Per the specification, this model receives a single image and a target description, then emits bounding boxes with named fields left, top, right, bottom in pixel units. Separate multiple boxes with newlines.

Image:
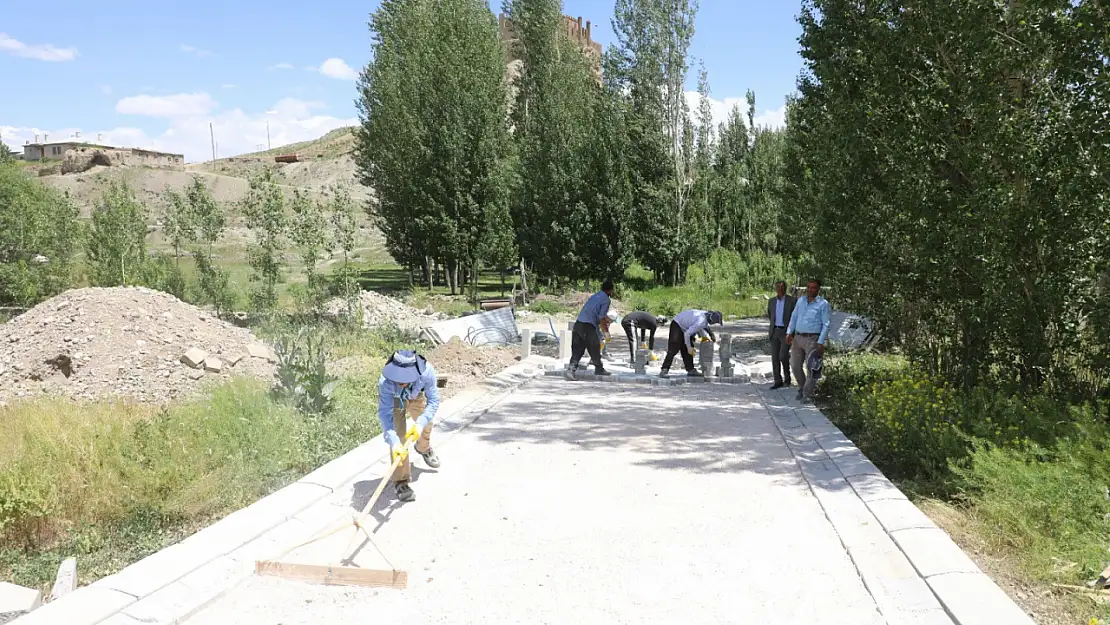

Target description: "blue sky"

left=0, top=0, right=803, bottom=163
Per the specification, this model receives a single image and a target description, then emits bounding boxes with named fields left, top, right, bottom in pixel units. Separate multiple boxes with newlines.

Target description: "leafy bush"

left=270, top=324, right=340, bottom=416
left=529, top=300, right=566, bottom=315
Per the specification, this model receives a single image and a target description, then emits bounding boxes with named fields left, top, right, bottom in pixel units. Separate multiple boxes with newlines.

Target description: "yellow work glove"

left=688, top=346, right=696, bottom=356
left=391, top=443, right=407, bottom=464
left=405, top=420, right=420, bottom=443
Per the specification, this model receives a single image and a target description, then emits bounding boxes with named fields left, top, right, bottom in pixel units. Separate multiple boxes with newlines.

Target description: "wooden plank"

left=255, top=561, right=408, bottom=589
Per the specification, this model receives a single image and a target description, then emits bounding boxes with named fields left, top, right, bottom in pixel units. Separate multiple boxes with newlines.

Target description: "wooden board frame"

left=255, top=560, right=408, bottom=589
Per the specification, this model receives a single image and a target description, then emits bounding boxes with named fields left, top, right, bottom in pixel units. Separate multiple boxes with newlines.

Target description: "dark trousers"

left=660, top=321, right=695, bottom=372
left=621, top=320, right=656, bottom=361
left=570, top=321, right=604, bottom=372
left=770, top=326, right=791, bottom=385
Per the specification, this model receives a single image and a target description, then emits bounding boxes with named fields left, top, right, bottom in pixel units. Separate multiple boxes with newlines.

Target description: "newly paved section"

left=188, top=379, right=901, bottom=625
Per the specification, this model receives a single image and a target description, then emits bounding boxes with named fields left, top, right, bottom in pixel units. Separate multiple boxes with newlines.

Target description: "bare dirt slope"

left=35, top=128, right=367, bottom=218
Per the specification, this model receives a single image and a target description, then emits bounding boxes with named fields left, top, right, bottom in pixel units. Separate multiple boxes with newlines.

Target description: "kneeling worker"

left=620, top=311, right=667, bottom=361
left=660, top=309, right=724, bottom=377
left=378, top=349, right=441, bottom=503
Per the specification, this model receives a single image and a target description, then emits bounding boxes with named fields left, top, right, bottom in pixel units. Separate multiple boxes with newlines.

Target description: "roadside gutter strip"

left=758, top=389, right=1038, bottom=625
left=13, top=358, right=550, bottom=625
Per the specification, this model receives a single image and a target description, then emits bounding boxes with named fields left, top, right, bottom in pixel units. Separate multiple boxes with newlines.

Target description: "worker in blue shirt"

left=785, top=278, right=831, bottom=403
left=377, top=349, right=441, bottom=503
left=566, top=278, right=614, bottom=380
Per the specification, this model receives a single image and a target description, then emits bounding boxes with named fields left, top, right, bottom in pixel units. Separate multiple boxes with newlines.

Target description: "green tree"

left=326, top=183, right=360, bottom=318
left=0, top=163, right=83, bottom=306
left=356, top=0, right=514, bottom=301
left=786, top=0, right=1110, bottom=396
left=607, top=0, right=700, bottom=284
left=87, top=180, right=150, bottom=287
left=240, top=170, right=288, bottom=313
left=290, top=188, right=330, bottom=315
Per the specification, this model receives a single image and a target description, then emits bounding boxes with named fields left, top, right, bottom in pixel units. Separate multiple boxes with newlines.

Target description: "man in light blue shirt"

left=786, top=279, right=831, bottom=403
left=378, top=349, right=441, bottom=502
left=567, top=279, right=614, bottom=379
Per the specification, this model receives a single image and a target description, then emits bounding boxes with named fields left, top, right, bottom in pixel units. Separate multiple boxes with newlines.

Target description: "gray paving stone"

left=92, top=542, right=214, bottom=598
left=772, top=413, right=805, bottom=430
left=296, top=441, right=375, bottom=491
left=10, top=586, right=134, bottom=625
left=926, top=572, right=1037, bottom=625
left=796, top=457, right=845, bottom=489
left=815, top=431, right=858, bottom=457
left=121, top=581, right=195, bottom=624
left=95, top=614, right=144, bottom=625
left=847, top=541, right=949, bottom=616
left=809, top=482, right=886, bottom=551
left=891, top=528, right=982, bottom=578
left=867, top=499, right=936, bottom=533
left=833, top=452, right=883, bottom=478
left=848, top=472, right=909, bottom=502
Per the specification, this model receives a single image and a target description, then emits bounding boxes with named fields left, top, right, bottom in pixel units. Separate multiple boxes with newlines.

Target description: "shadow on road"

left=464, top=378, right=840, bottom=490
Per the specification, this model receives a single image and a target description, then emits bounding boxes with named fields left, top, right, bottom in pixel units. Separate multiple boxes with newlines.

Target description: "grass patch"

left=817, top=353, right=1110, bottom=623
left=0, top=322, right=408, bottom=593
left=617, top=284, right=768, bottom=319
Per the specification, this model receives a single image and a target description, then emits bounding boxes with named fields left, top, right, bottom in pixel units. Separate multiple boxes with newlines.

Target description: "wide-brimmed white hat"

left=383, top=349, right=425, bottom=384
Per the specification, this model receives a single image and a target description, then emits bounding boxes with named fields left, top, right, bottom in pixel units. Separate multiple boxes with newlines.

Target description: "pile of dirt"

left=0, top=287, right=277, bottom=406
left=324, top=291, right=444, bottom=334
left=426, top=340, right=520, bottom=398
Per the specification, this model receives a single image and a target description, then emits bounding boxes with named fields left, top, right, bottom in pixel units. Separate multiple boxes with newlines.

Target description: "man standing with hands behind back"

left=767, top=280, right=796, bottom=389
left=786, top=279, right=831, bottom=403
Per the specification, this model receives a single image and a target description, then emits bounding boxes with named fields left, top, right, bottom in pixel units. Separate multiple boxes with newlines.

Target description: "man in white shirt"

left=659, top=309, right=723, bottom=377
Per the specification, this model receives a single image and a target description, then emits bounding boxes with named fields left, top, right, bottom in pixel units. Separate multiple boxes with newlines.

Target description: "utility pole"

left=266, top=121, right=271, bottom=150
left=209, top=122, right=216, bottom=170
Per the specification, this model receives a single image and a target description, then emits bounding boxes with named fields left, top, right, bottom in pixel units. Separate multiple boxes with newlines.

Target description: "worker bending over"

left=567, top=279, right=615, bottom=379
left=620, top=311, right=666, bottom=361
left=378, top=349, right=441, bottom=503
left=660, top=309, right=724, bottom=377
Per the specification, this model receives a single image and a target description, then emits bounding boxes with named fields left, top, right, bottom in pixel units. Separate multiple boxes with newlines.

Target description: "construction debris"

left=0, top=582, right=42, bottom=623
left=323, top=291, right=443, bottom=334
left=49, top=558, right=76, bottom=602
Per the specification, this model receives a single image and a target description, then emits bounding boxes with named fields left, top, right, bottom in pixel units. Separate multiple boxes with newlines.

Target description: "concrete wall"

left=23, top=143, right=183, bottom=169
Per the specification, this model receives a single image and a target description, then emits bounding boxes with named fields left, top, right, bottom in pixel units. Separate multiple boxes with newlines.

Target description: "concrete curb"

left=757, top=387, right=1037, bottom=625
left=13, top=359, right=548, bottom=625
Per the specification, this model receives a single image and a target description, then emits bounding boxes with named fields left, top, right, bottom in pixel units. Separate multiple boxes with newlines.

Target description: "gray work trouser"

left=769, top=327, right=790, bottom=385
left=790, top=334, right=819, bottom=399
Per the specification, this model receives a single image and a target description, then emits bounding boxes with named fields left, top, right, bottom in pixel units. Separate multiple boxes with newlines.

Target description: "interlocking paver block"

left=891, top=528, right=982, bottom=578
left=926, top=572, right=1036, bottom=625
left=796, top=457, right=845, bottom=489
left=867, top=499, right=936, bottom=533
left=10, top=586, right=134, bottom=625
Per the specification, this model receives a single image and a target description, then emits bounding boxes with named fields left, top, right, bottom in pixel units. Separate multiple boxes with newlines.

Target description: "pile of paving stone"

left=0, top=286, right=277, bottom=405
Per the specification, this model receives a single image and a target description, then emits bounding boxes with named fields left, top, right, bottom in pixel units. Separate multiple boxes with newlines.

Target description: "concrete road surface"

left=186, top=379, right=904, bottom=625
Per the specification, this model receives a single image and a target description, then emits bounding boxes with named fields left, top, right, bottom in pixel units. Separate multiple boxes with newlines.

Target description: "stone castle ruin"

left=498, top=12, right=604, bottom=83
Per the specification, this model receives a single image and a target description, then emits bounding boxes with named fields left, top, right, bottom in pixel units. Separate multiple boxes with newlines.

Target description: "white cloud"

left=271, top=62, right=295, bottom=70
left=116, top=92, right=219, bottom=118
left=0, top=32, right=78, bottom=61
left=2, top=98, right=353, bottom=163
left=180, top=44, right=215, bottom=58
left=317, top=57, right=358, bottom=80
left=683, top=91, right=787, bottom=132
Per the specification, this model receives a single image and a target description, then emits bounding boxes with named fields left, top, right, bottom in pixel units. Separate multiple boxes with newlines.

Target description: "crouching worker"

left=660, top=309, right=723, bottom=377
left=378, top=349, right=441, bottom=503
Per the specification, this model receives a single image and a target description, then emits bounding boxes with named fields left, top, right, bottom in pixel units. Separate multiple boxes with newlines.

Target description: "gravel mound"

left=324, top=290, right=443, bottom=334
left=0, top=287, right=277, bottom=406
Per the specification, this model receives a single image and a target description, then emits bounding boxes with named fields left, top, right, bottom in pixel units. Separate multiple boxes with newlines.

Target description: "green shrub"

left=956, top=419, right=1110, bottom=583
left=529, top=300, right=566, bottom=315
left=269, top=324, right=340, bottom=416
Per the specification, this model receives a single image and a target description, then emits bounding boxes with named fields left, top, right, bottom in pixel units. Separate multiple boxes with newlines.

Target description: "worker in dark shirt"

left=620, top=311, right=667, bottom=361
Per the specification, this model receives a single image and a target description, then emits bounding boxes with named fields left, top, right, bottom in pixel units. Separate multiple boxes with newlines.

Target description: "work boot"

left=687, top=370, right=704, bottom=377
left=595, top=368, right=612, bottom=376
left=565, top=363, right=578, bottom=381
left=417, top=446, right=440, bottom=469
left=659, top=368, right=669, bottom=378
left=395, top=482, right=415, bottom=502
left=795, top=390, right=804, bottom=401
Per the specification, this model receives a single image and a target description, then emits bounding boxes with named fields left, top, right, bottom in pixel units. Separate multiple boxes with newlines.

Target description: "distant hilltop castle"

left=498, top=13, right=604, bottom=81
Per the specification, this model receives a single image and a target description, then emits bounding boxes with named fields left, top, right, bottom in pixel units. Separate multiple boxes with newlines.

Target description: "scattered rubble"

left=323, top=290, right=445, bottom=334
left=426, top=339, right=519, bottom=399
left=0, top=287, right=276, bottom=406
